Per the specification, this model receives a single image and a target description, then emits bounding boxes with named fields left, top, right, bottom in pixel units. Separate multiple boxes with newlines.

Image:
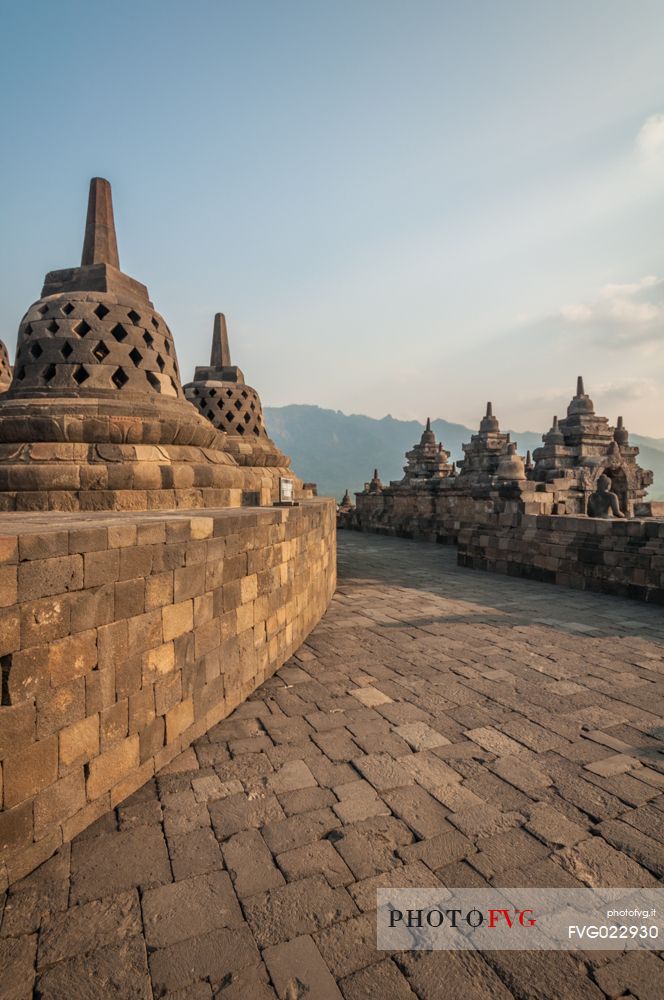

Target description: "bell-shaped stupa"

left=0, top=178, right=262, bottom=511
left=183, top=313, right=291, bottom=471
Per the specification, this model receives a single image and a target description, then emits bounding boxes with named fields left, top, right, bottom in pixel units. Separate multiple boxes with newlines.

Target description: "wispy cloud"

left=558, top=275, right=664, bottom=347
left=636, top=113, right=664, bottom=160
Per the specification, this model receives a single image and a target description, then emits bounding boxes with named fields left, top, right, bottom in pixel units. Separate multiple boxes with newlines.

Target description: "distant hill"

left=264, top=404, right=664, bottom=502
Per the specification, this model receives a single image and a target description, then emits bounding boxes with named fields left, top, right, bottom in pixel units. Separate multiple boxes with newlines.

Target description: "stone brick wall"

left=458, top=513, right=664, bottom=604
left=350, top=488, right=510, bottom=544
left=0, top=499, right=335, bottom=887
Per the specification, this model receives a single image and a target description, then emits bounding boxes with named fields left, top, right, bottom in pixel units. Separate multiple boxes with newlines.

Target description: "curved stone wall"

left=457, top=512, right=664, bottom=603
left=0, top=499, right=336, bottom=887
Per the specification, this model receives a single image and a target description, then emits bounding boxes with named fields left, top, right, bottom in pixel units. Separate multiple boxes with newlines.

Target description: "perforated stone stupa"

left=531, top=377, right=652, bottom=515
left=0, top=340, right=11, bottom=392
left=0, top=178, right=288, bottom=511
left=183, top=313, right=291, bottom=472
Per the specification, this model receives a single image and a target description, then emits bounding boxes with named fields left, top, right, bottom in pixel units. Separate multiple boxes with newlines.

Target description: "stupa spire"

left=211, top=312, right=231, bottom=368
left=486, top=402, right=493, bottom=417
left=425, top=416, right=431, bottom=431
left=81, top=178, right=120, bottom=269
left=576, top=375, right=585, bottom=397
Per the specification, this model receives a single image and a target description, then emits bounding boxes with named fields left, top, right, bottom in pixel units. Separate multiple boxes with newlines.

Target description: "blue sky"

left=2, top=0, right=664, bottom=435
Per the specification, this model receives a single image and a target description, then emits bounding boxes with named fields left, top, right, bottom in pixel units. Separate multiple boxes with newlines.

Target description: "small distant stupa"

left=183, top=313, right=290, bottom=470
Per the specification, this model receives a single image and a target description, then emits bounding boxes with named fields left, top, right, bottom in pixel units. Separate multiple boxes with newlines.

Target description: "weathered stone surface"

left=36, top=938, right=151, bottom=1000
left=524, top=802, right=591, bottom=848
left=148, top=926, right=260, bottom=995
left=70, top=827, right=171, bottom=903
left=482, top=950, right=605, bottom=1000
left=5, top=532, right=664, bottom=997
left=37, top=890, right=141, bottom=967
left=314, top=912, right=378, bottom=979
left=555, top=838, right=659, bottom=887
left=592, top=952, right=664, bottom=1000
left=331, top=815, right=414, bottom=879
left=398, top=829, right=476, bottom=871
left=243, top=875, right=357, bottom=947
left=209, top=790, right=284, bottom=841
left=448, top=804, right=524, bottom=839
left=261, top=807, right=340, bottom=855
left=276, top=839, right=354, bottom=886
left=263, top=934, right=343, bottom=1000
left=381, top=786, right=452, bottom=839
left=339, top=958, right=417, bottom=1000
left=0, top=934, right=37, bottom=1000
left=394, top=722, right=450, bottom=751
left=142, top=871, right=242, bottom=948
left=165, top=827, right=223, bottom=880
left=348, top=860, right=441, bottom=912
left=222, top=829, right=285, bottom=897
left=351, top=752, right=414, bottom=791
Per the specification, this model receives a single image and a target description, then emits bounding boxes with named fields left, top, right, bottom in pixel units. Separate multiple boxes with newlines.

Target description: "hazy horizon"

left=2, top=1, right=664, bottom=434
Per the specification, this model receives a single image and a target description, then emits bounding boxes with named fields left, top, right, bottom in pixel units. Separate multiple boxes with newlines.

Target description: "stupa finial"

left=576, top=375, right=585, bottom=397
left=486, top=401, right=493, bottom=417
left=211, top=313, right=231, bottom=368
left=81, top=178, right=120, bottom=269
left=425, top=416, right=431, bottom=431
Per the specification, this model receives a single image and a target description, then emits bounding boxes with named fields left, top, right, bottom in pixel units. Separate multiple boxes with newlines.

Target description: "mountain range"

left=264, top=404, right=664, bottom=502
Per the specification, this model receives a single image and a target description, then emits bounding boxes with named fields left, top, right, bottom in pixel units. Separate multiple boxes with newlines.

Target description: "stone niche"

left=0, top=179, right=336, bottom=887
left=531, top=378, right=652, bottom=516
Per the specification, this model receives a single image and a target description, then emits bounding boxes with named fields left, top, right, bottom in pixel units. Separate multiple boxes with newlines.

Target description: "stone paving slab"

left=2, top=533, right=664, bottom=998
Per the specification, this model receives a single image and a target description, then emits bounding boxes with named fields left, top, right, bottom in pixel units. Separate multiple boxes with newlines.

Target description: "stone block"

left=34, top=771, right=86, bottom=839
left=86, top=734, right=139, bottom=801
left=18, top=554, right=83, bottom=601
left=142, top=870, right=243, bottom=949
left=243, top=874, right=356, bottom=948
left=0, top=564, right=17, bottom=607
left=162, top=600, right=193, bottom=642
left=263, top=935, right=343, bottom=1000
left=48, top=629, right=97, bottom=686
left=70, top=825, right=171, bottom=904
left=4, top=735, right=58, bottom=808
left=100, top=699, right=129, bottom=748
left=166, top=698, right=194, bottom=744
left=59, top=714, right=101, bottom=772
left=145, top=571, right=173, bottom=610
left=222, top=828, right=285, bottom=898
left=19, top=593, right=71, bottom=649
left=0, top=700, right=36, bottom=759
left=148, top=926, right=260, bottom=996
left=0, top=800, right=33, bottom=855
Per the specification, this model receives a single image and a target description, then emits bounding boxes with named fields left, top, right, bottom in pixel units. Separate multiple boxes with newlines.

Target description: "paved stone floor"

left=2, top=532, right=664, bottom=1000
